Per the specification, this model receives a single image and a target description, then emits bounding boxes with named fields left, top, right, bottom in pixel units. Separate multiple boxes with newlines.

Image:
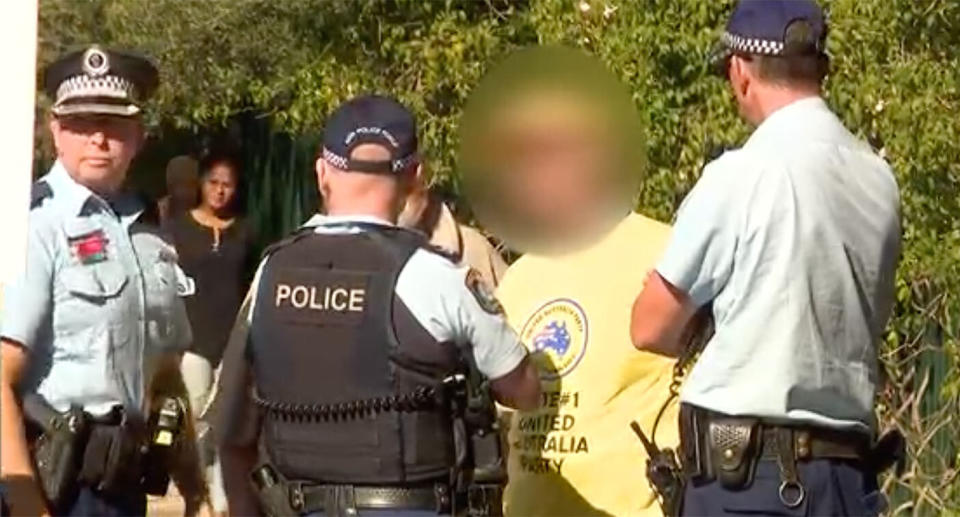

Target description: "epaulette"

left=423, top=242, right=460, bottom=264
left=30, top=181, right=53, bottom=209
left=260, top=226, right=316, bottom=260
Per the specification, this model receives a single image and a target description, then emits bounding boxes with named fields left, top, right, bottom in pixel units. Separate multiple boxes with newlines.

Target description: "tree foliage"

left=38, top=0, right=959, bottom=513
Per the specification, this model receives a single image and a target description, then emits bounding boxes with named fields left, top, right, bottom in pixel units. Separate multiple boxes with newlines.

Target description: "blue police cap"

left=44, top=45, right=159, bottom=117
left=322, top=95, right=419, bottom=175
left=712, top=0, right=827, bottom=71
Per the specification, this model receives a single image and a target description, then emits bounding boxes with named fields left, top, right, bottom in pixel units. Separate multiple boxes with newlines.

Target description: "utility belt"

left=679, top=403, right=905, bottom=508
left=22, top=393, right=185, bottom=512
left=251, top=463, right=502, bottom=517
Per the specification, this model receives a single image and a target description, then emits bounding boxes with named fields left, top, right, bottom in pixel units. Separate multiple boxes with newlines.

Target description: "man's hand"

left=1, top=340, right=50, bottom=517
left=630, top=271, right=698, bottom=357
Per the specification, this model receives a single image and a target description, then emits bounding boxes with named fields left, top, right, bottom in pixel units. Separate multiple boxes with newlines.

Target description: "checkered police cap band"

left=55, top=74, right=138, bottom=105
left=322, top=147, right=419, bottom=174
left=721, top=31, right=785, bottom=56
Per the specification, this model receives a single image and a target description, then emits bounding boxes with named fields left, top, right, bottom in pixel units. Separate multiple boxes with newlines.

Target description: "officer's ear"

left=728, top=55, right=753, bottom=100
left=315, top=157, right=331, bottom=200
left=48, top=116, right=63, bottom=156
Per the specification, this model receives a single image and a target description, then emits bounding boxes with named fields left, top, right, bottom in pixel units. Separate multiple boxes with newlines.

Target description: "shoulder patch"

left=465, top=268, right=503, bottom=315
left=30, top=181, right=53, bottom=209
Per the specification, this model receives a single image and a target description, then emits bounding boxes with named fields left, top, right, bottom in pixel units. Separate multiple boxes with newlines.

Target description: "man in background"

left=398, top=178, right=506, bottom=288
left=158, top=154, right=199, bottom=224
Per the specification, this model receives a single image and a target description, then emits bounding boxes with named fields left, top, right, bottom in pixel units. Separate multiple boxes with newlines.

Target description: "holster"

left=250, top=464, right=297, bottom=517
left=78, top=409, right=149, bottom=495
left=23, top=395, right=89, bottom=512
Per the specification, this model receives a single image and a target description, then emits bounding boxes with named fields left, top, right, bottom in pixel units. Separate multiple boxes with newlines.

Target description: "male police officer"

left=631, top=1, right=901, bottom=515
left=0, top=46, right=196, bottom=516
left=216, top=95, right=541, bottom=516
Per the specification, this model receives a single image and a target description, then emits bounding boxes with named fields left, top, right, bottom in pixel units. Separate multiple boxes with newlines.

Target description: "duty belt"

left=290, top=483, right=453, bottom=514
left=680, top=404, right=904, bottom=508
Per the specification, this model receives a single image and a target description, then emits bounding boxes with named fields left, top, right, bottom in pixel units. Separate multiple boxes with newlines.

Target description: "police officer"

left=630, top=1, right=901, bottom=515
left=0, top=46, right=195, bottom=516
left=215, top=95, right=541, bottom=517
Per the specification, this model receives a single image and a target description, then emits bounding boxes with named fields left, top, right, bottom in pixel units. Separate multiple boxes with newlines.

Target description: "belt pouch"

left=678, top=404, right=703, bottom=478
left=707, top=417, right=759, bottom=489
left=79, top=425, right=143, bottom=493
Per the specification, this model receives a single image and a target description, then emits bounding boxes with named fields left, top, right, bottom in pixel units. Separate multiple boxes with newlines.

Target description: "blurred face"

left=200, top=162, right=238, bottom=212
left=50, top=114, right=144, bottom=194
left=482, top=93, right=616, bottom=242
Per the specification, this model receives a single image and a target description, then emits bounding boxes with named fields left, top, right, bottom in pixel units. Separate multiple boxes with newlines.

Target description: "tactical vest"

left=250, top=225, right=465, bottom=485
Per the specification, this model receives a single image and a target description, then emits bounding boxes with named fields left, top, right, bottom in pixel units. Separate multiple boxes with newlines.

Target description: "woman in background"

left=167, top=152, right=256, bottom=517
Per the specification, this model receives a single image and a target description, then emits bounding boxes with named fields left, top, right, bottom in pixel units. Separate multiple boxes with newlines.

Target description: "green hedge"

left=38, top=0, right=959, bottom=513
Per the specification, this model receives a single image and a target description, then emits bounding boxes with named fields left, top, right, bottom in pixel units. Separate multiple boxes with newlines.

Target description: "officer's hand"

left=2, top=475, right=51, bottom=517
left=490, top=356, right=541, bottom=411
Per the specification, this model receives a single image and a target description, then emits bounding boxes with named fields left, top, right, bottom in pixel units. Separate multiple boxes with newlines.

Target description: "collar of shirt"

left=43, top=161, right=143, bottom=226
left=302, top=213, right=396, bottom=234
left=745, top=96, right=830, bottom=146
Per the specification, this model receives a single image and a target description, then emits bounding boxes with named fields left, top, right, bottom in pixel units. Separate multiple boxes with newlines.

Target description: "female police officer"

left=0, top=46, right=194, bottom=516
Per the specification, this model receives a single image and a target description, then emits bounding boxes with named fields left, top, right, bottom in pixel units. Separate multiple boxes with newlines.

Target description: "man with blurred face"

left=460, top=46, right=681, bottom=517
left=631, top=1, right=902, bottom=515
left=0, top=46, right=199, bottom=516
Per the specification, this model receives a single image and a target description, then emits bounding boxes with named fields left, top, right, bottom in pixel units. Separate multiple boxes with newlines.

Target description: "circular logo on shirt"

left=519, top=298, right=588, bottom=380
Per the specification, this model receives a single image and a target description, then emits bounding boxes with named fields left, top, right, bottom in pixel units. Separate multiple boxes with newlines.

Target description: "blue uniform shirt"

left=1, top=162, right=192, bottom=416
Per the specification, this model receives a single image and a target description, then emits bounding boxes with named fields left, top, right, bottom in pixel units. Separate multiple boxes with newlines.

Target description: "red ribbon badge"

left=70, top=231, right=109, bottom=265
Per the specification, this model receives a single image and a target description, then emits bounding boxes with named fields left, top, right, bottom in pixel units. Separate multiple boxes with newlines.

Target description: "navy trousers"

left=62, top=487, right=146, bottom=517
left=682, top=459, right=885, bottom=516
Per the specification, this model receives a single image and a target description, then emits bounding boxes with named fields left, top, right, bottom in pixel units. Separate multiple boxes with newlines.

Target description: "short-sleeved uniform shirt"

left=657, top=97, right=901, bottom=431
left=214, top=214, right=528, bottom=445
left=1, top=162, right=192, bottom=416
left=497, top=213, right=679, bottom=517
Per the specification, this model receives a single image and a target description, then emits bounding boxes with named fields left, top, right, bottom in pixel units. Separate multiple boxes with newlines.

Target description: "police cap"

left=43, top=45, right=159, bottom=117
left=322, top=95, right=419, bottom=175
left=710, top=0, right=827, bottom=74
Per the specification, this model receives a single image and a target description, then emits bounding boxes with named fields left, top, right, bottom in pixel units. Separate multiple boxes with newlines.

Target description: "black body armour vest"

left=250, top=226, right=464, bottom=485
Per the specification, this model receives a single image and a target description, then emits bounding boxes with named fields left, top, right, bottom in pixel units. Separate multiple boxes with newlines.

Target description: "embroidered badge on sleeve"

left=465, top=268, right=504, bottom=315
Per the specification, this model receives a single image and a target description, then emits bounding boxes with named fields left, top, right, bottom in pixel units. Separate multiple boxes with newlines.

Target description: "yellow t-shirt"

left=497, top=213, right=680, bottom=517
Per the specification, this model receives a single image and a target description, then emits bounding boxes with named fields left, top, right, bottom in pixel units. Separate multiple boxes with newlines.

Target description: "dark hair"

left=199, top=152, right=242, bottom=181
left=752, top=20, right=829, bottom=86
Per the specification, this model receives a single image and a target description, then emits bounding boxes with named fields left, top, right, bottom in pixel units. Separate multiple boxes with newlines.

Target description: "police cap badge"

left=44, top=45, right=159, bottom=117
